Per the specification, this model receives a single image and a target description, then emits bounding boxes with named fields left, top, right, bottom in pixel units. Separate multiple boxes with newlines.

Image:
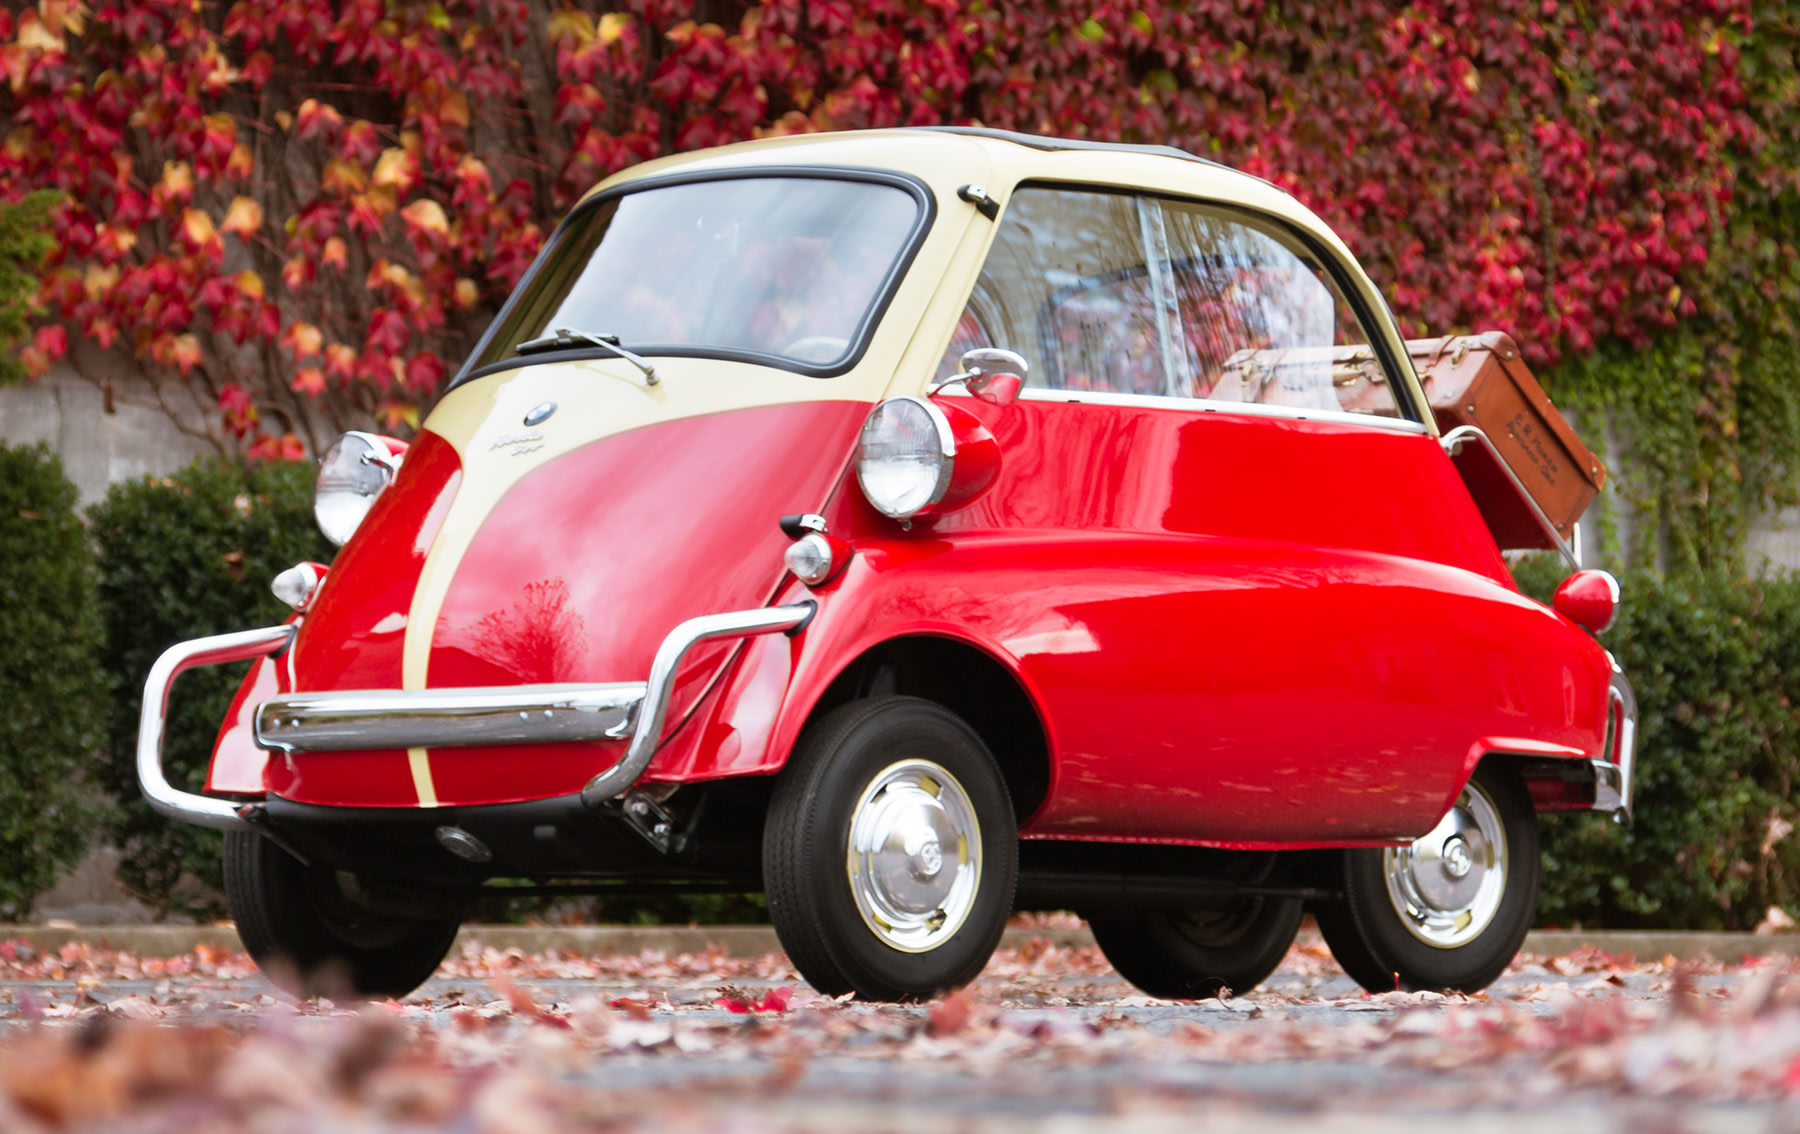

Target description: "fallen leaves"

left=5, top=937, right=1800, bottom=1130
left=716, top=985, right=793, bottom=1014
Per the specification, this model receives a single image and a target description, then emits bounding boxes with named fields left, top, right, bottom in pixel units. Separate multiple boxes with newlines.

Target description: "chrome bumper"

left=136, top=602, right=814, bottom=831
left=1589, top=659, right=1637, bottom=823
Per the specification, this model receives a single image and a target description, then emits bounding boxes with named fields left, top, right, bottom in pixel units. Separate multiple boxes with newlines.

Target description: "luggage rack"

left=1440, top=424, right=1581, bottom=570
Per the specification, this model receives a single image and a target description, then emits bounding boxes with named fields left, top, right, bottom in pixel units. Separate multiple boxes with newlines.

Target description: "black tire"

left=224, top=830, right=460, bottom=999
left=763, top=695, right=1017, bottom=1002
left=1085, top=898, right=1303, bottom=999
left=1316, top=761, right=1538, bottom=993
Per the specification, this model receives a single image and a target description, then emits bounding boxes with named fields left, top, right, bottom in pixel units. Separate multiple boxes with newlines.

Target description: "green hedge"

left=0, top=443, right=107, bottom=918
left=89, top=458, right=331, bottom=916
left=1513, top=556, right=1800, bottom=930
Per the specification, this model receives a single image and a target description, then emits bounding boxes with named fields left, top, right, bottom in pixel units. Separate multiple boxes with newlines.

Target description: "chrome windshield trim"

left=1014, top=386, right=1430, bottom=433
left=137, top=623, right=298, bottom=832
left=256, top=683, right=646, bottom=753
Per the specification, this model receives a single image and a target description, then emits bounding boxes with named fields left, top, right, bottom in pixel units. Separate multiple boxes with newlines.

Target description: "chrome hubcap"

left=846, top=759, right=981, bottom=953
left=1382, top=782, right=1507, bottom=949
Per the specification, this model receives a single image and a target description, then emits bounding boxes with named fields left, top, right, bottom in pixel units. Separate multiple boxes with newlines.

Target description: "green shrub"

left=90, top=457, right=331, bottom=916
left=0, top=443, right=107, bottom=918
left=1512, top=555, right=1800, bottom=929
left=0, top=190, right=58, bottom=385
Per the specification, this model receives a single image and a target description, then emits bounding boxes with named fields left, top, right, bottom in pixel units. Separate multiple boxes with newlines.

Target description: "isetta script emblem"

left=489, top=429, right=544, bottom=456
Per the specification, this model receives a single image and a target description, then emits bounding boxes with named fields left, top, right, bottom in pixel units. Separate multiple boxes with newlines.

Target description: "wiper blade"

left=515, top=328, right=658, bottom=385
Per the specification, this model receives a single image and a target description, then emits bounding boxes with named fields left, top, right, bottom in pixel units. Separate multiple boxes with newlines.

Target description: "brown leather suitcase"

left=1406, top=333, right=1605, bottom=553
left=1215, top=333, right=1605, bottom=554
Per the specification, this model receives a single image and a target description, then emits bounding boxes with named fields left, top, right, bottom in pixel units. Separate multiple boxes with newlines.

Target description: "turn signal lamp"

left=271, top=561, right=331, bottom=612
left=780, top=513, right=851, bottom=587
left=315, top=431, right=407, bottom=546
left=1553, top=569, right=1620, bottom=634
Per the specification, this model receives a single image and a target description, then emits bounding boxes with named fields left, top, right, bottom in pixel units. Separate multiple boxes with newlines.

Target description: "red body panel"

left=206, top=639, right=291, bottom=793
left=219, top=388, right=1609, bottom=846
left=259, top=401, right=868, bottom=808
left=258, top=431, right=462, bottom=804
left=419, top=399, right=867, bottom=806
left=659, top=397, right=1612, bottom=846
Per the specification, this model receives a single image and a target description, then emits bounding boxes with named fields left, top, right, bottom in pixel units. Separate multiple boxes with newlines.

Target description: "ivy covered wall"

left=0, top=0, right=1792, bottom=572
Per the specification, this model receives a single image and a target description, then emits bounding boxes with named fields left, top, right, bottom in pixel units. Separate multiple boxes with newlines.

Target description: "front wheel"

left=763, top=696, right=1018, bottom=1002
left=1315, top=761, right=1538, bottom=993
left=224, top=830, right=461, bottom=999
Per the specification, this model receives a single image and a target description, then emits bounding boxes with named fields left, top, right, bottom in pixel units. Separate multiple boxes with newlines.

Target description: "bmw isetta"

left=137, top=128, right=1636, bottom=1002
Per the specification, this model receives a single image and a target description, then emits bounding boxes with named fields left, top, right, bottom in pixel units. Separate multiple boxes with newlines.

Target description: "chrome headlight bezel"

left=314, top=430, right=402, bottom=546
left=855, top=396, right=956, bottom=520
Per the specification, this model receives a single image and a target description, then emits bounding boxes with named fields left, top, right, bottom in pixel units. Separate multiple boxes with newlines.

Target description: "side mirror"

left=966, top=371, right=1023, bottom=406
left=1553, top=569, right=1620, bottom=634
left=933, top=347, right=1028, bottom=406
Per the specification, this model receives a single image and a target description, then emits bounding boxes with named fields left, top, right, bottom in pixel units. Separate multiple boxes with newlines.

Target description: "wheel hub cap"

left=1381, top=782, right=1507, bottom=949
left=847, top=759, right=982, bottom=953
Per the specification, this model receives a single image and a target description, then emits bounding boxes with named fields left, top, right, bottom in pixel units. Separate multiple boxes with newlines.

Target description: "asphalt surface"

left=4, top=942, right=1798, bottom=1131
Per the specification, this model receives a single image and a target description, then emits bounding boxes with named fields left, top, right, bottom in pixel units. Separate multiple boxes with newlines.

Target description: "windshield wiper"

left=516, top=328, right=658, bottom=385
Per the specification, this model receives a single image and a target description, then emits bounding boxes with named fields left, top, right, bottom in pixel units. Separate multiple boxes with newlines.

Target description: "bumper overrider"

left=1592, top=655, right=1638, bottom=823
left=137, top=602, right=816, bottom=832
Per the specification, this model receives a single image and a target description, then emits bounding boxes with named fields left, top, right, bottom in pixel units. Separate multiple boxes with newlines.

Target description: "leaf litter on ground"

left=0, top=935, right=1798, bottom=1130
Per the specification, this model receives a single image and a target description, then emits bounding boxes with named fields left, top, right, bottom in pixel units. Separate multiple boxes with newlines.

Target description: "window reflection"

left=442, top=577, right=589, bottom=685
left=944, top=187, right=1390, bottom=415
left=476, top=178, right=920, bottom=372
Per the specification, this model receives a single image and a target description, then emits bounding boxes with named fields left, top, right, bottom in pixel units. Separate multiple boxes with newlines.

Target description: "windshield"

left=469, top=176, right=924, bottom=375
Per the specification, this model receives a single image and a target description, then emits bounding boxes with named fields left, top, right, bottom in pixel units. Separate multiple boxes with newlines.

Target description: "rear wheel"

left=224, top=830, right=460, bottom=999
left=1315, top=761, right=1538, bottom=993
left=1086, top=897, right=1303, bottom=999
left=763, top=696, right=1017, bottom=1002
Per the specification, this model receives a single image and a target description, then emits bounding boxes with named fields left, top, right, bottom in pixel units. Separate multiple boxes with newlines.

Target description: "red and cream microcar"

left=139, top=128, right=1636, bottom=1002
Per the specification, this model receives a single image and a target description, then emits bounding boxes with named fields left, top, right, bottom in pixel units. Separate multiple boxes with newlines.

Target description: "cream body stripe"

left=391, top=359, right=906, bottom=806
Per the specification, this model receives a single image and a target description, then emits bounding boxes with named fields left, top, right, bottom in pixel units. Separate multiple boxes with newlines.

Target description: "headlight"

left=855, top=397, right=955, bottom=520
left=315, top=431, right=404, bottom=546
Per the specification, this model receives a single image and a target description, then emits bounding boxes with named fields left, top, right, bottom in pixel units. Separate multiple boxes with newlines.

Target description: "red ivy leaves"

left=0, top=0, right=1758, bottom=448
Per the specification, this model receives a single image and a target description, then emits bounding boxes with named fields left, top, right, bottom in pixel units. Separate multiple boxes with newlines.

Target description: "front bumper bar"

left=136, top=602, right=814, bottom=832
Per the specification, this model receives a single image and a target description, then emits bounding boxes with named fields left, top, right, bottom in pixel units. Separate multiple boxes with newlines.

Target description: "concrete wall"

left=0, top=365, right=213, bottom=507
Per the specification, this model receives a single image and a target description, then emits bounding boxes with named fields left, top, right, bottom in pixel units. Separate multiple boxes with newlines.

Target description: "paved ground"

left=2, top=936, right=1799, bottom=1131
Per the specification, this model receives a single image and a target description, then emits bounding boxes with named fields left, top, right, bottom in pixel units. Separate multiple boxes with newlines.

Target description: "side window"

left=940, top=186, right=1398, bottom=416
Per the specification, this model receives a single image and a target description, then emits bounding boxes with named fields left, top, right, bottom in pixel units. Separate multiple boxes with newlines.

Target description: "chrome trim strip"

left=1015, top=385, right=1431, bottom=434
left=1438, top=424, right=1580, bottom=569
left=1595, top=660, right=1638, bottom=823
left=256, top=683, right=646, bottom=753
left=136, top=624, right=298, bottom=832
left=580, top=603, right=815, bottom=805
